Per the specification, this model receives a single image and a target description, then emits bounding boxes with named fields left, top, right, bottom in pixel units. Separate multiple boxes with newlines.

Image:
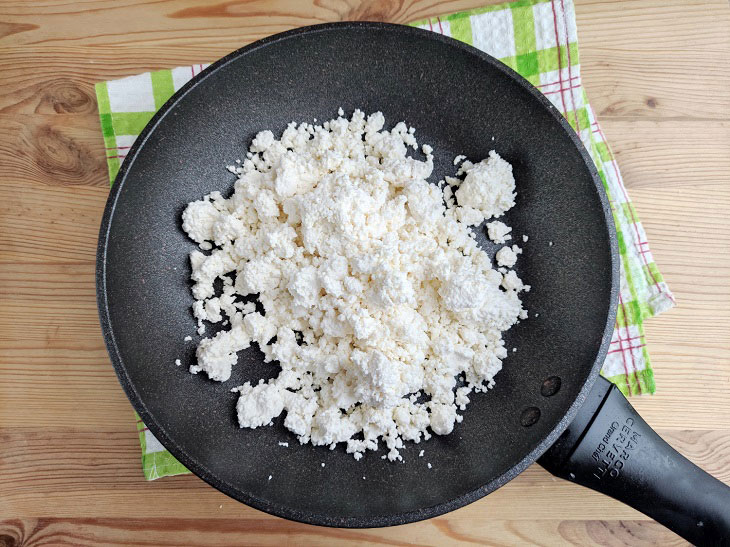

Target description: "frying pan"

left=96, top=22, right=730, bottom=544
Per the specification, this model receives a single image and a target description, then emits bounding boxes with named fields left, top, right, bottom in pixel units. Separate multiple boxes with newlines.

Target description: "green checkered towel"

left=95, top=0, right=675, bottom=480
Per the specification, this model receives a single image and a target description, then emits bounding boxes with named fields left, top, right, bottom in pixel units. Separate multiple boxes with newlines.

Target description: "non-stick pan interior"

left=98, top=23, right=617, bottom=527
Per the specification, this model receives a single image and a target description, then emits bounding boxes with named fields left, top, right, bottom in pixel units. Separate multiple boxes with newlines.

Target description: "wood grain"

left=0, top=0, right=729, bottom=545
left=0, top=518, right=688, bottom=546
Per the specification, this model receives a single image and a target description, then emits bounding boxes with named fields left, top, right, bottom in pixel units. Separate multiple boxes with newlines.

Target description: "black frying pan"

left=96, top=23, right=730, bottom=544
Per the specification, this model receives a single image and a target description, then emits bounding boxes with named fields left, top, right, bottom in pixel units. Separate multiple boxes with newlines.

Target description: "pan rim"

left=96, top=21, right=620, bottom=528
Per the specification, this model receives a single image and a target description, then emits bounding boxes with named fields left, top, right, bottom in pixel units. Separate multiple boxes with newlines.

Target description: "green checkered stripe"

left=135, top=413, right=188, bottom=479
left=95, top=0, right=673, bottom=480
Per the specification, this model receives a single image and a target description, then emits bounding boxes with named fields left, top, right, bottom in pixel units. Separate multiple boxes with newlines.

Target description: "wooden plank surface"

left=1, top=0, right=729, bottom=544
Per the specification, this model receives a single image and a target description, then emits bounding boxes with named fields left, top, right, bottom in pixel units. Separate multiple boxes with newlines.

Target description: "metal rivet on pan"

left=520, top=406, right=541, bottom=427
left=541, top=376, right=562, bottom=397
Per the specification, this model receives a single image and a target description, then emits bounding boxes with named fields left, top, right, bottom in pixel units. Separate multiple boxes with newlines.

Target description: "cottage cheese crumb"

left=184, top=335, right=193, bottom=342
left=495, top=245, right=522, bottom=268
left=175, top=359, right=181, bottom=367
left=486, top=221, right=512, bottom=244
left=181, top=109, right=527, bottom=462
left=453, top=151, right=515, bottom=225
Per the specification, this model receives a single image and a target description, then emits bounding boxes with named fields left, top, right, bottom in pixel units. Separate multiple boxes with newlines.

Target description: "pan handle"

left=538, top=375, right=730, bottom=546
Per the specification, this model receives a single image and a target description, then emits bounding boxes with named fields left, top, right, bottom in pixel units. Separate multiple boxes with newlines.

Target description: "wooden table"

left=1, top=0, right=729, bottom=544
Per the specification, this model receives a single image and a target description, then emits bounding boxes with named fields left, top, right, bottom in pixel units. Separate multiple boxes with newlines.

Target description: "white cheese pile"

left=181, top=109, right=528, bottom=461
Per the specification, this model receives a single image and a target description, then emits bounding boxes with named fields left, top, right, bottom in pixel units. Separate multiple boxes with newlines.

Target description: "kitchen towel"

left=95, top=0, right=675, bottom=480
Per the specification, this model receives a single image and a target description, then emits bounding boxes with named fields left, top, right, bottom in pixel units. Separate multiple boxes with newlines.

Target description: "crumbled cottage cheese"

left=181, top=110, right=527, bottom=461
left=495, top=245, right=522, bottom=268
left=486, top=221, right=512, bottom=244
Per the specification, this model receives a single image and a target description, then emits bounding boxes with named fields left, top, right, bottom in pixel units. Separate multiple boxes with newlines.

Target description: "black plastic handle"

left=539, top=376, right=730, bottom=546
